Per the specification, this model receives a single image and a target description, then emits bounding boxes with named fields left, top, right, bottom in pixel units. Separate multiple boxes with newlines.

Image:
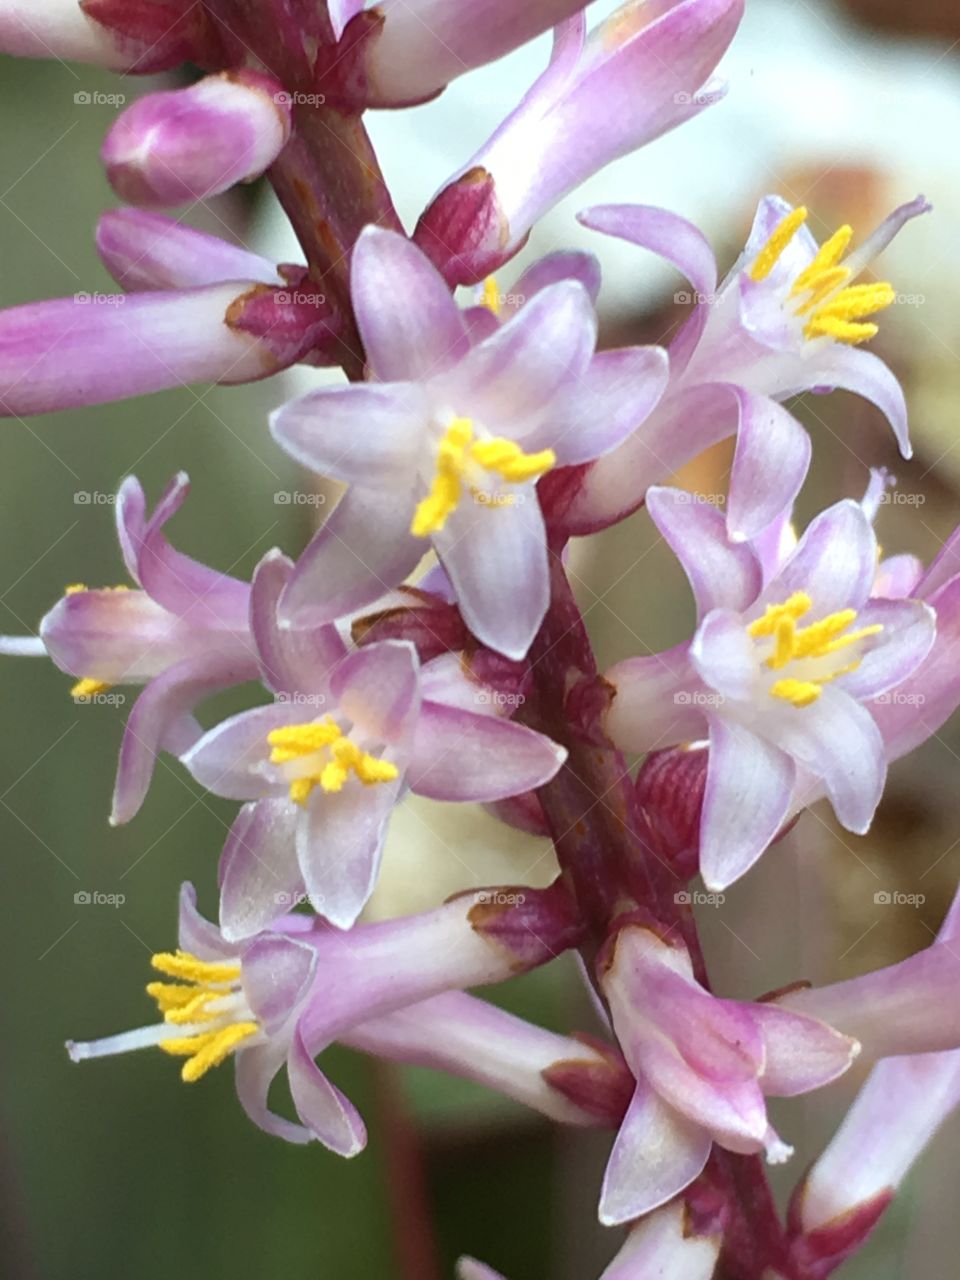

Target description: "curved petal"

left=833, top=599, right=935, bottom=701
left=352, top=226, right=469, bottom=381
left=409, top=701, right=566, bottom=801
left=605, top=643, right=707, bottom=755
left=599, top=1085, right=711, bottom=1225
left=750, top=1004, right=859, bottom=1097
left=775, top=687, right=886, bottom=834
left=115, top=474, right=147, bottom=581
left=287, top=1026, right=367, bottom=1155
left=297, top=779, right=401, bottom=929
left=40, top=588, right=187, bottom=683
left=511, top=249, right=602, bottom=306
left=329, top=640, right=421, bottom=745
left=249, top=551, right=346, bottom=696
left=539, top=345, right=670, bottom=466
left=578, top=202, right=718, bottom=373
left=699, top=716, right=795, bottom=891
left=180, top=703, right=297, bottom=801
left=436, top=490, right=549, bottom=661
left=240, top=933, right=317, bottom=1034
left=798, top=345, right=911, bottom=459
left=111, top=652, right=257, bottom=824
left=448, top=281, right=597, bottom=435
left=726, top=388, right=812, bottom=542
left=269, top=381, right=427, bottom=488
left=178, top=881, right=235, bottom=960
left=235, top=1041, right=313, bottom=1144
left=689, top=610, right=756, bottom=703
left=647, top=485, right=762, bottom=620
left=280, top=486, right=423, bottom=626
left=762, top=500, right=877, bottom=615
left=219, top=800, right=304, bottom=943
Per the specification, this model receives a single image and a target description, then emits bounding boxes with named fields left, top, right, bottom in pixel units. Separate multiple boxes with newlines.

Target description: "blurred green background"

left=3, top=2, right=960, bottom=1276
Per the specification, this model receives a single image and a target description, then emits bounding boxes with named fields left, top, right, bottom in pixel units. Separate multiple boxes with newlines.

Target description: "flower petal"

left=270, top=382, right=427, bottom=487
left=352, top=226, right=469, bottom=381
left=250, top=550, right=346, bottom=696
left=762, top=499, right=877, bottom=616
left=599, top=1084, right=712, bottom=1225
left=750, top=1004, right=859, bottom=1097
left=726, top=388, right=812, bottom=541
left=235, top=1042, right=312, bottom=1144
left=793, top=345, right=911, bottom=460
left=219, top=800, right=305, bottom=943
left=240, top=933, right=317, bottom=1034
left=689, top=610, right=757, bottom=703
left=280, top=486, right=423, bottom=627
left=409, top=701, right=566, bottom=801
left=330, top=640, right=421, bottom=745
left=833, top=599, right=935, bottom=701
left=699, top=717, right=795, bottom=891
left=287, top=1026, right=367, bottom=1155
left=180, top=703, right=296, bottom=801
left=605, top=644, right=707, bottom=755
left=647, top=485, right=762, bottom=620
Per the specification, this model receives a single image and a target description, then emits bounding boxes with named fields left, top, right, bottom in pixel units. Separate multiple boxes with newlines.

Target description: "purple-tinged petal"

left=874, top=553, right=924, bottom=600
left=640, top=1037, right=768, bottom=1153
left=918, top=524, right=960, bottom=599
left=726, top=388, right=812, bottom=541
left=435, top=489, right=548, bottom=660
left=111, top=651, right=257, bottom=824
left=297, top=779, right=400, bottom=929
left=328, top=0, right=365, bottom=39
left=97, top=209, right=283, bottom=292
left=270, top=381, right=427, bottom=487
left=235, top=1042, right=312, bottom=1144
left=135, top=472, right=251, bottom=628
left=599, top=1085, right=711, bottom=1225
left=762, top=500, right=876, bottom=615
left=511, top=250, right=602, bottom=306
left=250, top=550, right=346, bottom=697
left=448, top=281, right=596, bottom=435
left=280, top=486, right=423, bottom=627
left=0, top=0, right=188, bottom=70
left=699, top=717, right=795, bottom=891
left=578, top=202, right=718, bottom=372
left=330, top=640, right=420, bottom=745
left=832, top=598, right=934, bottom=701
left=457, top=1261, right=505, bottom=1280
left=219, top=800, right=304, bottom=943
left=115, top=475, right=147, bottom=582
left=600, top=1203, right=722, bottom=1279
left=604, top=644, right=707, bottom=755
left=352, top=227, right=469, bottom=382
left=0, top=283, right=289, bottom=417
left=800, top=345, right=911, bottom=459
left=287, top=1027, right=367, bottom=1155
left=0, top=634, right=45, bottom=656
left=40, top=588, right=188, bottom=683
left=409, top=701, right=565, bottom=801
left=543, top=345, right=670, bottom=466
left=750, top=1004, right=859, bottom=1097
left=647, top=485, right=762, bottom=620
left=102, top=71, right=291, bottom=209
left=689, top=610, right=757, bottom=703
left=240, top=934, right=317, bottom=1034
left=775, top=687, right=885, bottom=835
left=180, top=703, right=297, bottom=801
left=177, top=881, right=234, bottom=960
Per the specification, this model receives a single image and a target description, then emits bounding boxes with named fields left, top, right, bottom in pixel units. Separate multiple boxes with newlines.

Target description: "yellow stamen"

left=146, top=949, right=259, bottom=1082
left=750, top=594, right=883, bottom=707
left=749, top=207, right=808, bottom=282
left=267, top=717, right=399, bottom=806
left=481, top=276, right=501, bottom=316
left=66, top=583, right=88, bottom=595
left=411, top=417, right=556, bottom=538
left=789, top=225, right=853, bottom=294
left=71, top=677, right=112, bottom=700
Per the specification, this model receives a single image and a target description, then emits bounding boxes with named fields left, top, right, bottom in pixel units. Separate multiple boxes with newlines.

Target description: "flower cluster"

left=2, top=1, right=959, bottom=1276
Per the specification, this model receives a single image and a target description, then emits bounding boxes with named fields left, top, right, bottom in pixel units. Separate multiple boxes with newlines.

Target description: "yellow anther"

left=66, top=583, right=88, bottom=595
left=749, top=207, right=809, bottom=282
left=790, top=225, right=853, bottom=294
left=161, top=1022, right=259, bottom=1083
left=71, top=677, right=112, bottom=700
left=769, top=678, right=823, bottom=708
left=411, top=416, right=557, bottom=538
left=267, top=718, right=399, bottom=806
left=481, top=276, right=501, bottom=316
left=752, top=595, right=883, bottom=707
left=150, top=951, right=242, bottom=985
left=792, top=267, right=852, bottom=316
